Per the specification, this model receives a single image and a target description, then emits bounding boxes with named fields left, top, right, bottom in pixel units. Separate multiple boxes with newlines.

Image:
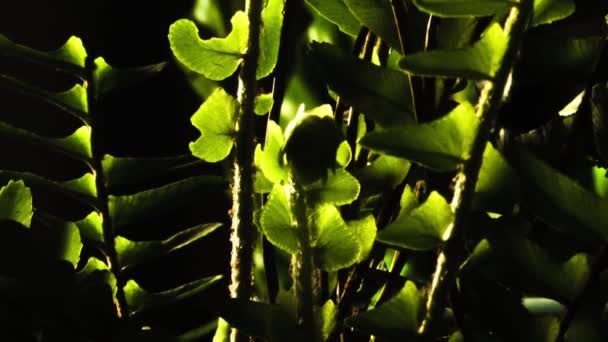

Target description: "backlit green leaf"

left=311, top=42, right=415, bottom=127
left=305, top=169, right=360, bottom=206
left=400, top=23, right=508, bottom=80
left=258, top=120, right=288, bottom=184
left=352, top=155, right=410, bottom=197
left=260, top=184, right=299, bottom=253
left=109, top=175, right=224, bottom=228
left=474, top=143, right=519, bottom=213
left=0, top=34, right=86, bottom=75
left=412, top=0, right=514, bottom=17
left=305, top=0, right=361, bottom=37
left=0, top=74, right=88, bottom=122
left=513, top=148, right=608, bottom=242
left=62, top=173, right=97, bottom=197
left=312, top=205, right=361, bottom=271
left=75, top=211, right=103, bottom=243
left=347, top=281, right=421, bottom=339
left=0, top=180, right=33, bottom=228
left=343, top=0, right=400, bottom=50
left=93, top=57, right=167, bottom=98
left=169, top=14, right=248, bottom=80
left=44, top=220, right=83, bottom=268
left=360, top=102, right=478, bottom=171
left=258, top=0, right=284, bottom=78
left=254, top=93, right=274, bottom=115
left=348, top=215, right=377, bottom=262
left=0, top=121, right=92, bottom=161
left=533, top=0, right=575, bottom=26
left=101, top=154, right=199, bottom=190
left=124, top=275, right=223, bottom=315
left=336, top=141, right=352, bottom=167
left=115, top=223, right=222, bottom=269
left=190, top=88, right=238, bottom=162
left=0, top=171, right=96, bottom=207
left=377, top=191, right=453, bottom=250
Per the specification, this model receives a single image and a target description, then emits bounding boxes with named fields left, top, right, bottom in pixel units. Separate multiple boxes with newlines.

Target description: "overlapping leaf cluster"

left=0, top=35, right=225, bottom=341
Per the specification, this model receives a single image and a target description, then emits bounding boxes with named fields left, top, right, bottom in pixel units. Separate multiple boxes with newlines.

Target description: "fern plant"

left=0, top=33, right=226, bottom=341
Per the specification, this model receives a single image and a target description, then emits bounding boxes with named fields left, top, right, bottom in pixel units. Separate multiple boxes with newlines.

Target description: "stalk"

left=288, top=176, right=318, bottom=342
left=229, top=0, right=263, bottom=341
left=417, top=1, right=534, bottom=337
left=86, top=57, right=129, bottom=319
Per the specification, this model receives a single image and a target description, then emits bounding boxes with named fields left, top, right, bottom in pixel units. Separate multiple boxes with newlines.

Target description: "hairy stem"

left=229, top=0, right=263, bottom=341
left=288, top=176, right=318, bottom=342
left=86, top=57, right=129, bottom=319
left=418, top=2, right=534, bottom=337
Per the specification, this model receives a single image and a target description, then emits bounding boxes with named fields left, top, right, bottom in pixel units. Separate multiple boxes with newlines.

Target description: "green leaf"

left=412, top=0, right=514, bottom=17
left=260, top=184, right=299, bottom=253
left=400, top=23, right=508, bottom=80
left=352, top=155, right=410, bottom=197
left=343, top=0, right=400, bottom=50
left=124, top=275, right=223, bottom=315
left=62, top=173, right=97, bottom=197
left=436, top=18, right=478, bottom=50
left=336, top=141, right=352, bottom=167
left=42, top=220, right=83, bottom=268
left=591, top=166, right=608, bottom=198
left=93, top=57, right=167, bottom=99
left=310, top=42, right=415, bottom=127
left=348, top=215, right=377, bottom=262
left=258, top=0, right=284, bottom=78
left=0, top=180, right=33, bottom=227
left=532, top=0, right=575, bottom=26
left=512, top=148, right=608, bottom=243
left=258, top=120, right=288, bottom=183
left=472, top=229, right=591, bottom=301
left=474, top=143, right=519, bottom=213
left=284, top=108, right=343, bottom=184
left=169, top=15, right=248, bottom=80
left=75, top=211, right=104, bottom=244
left=190, top=88, right=238, bottom=162
left=312, top=205, right=361, bottom=271
left=305, top=169, right=360, bottom=206
left=0, top=74, right=89, bottom=121
left=591, top=83, right=608, bottom=164
left=115, top=223, right=222, bottom=269
left=347, top=281, right=421, bottom=339
left=0, top=171, right=96, bottom=207
left=219, top=298, right=300, bottom=342
left=0, top=34, right=87, bottom=74
left=0, top=121, right=92, bottom=161
left=305, top=0, right=361, bottom=37
left=377, top=191, right=453, bottom=250
left=101, top=154, right=199, bottom=190
left=109, top=175, right=224, bottom=228
left=360, top=102, right=478, bottom=171
left=254, top=93, right=274, bottom=115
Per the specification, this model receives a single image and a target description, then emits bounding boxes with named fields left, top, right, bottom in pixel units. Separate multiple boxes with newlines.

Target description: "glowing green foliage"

left=93, top=57, right=166, bottom=98
left=169, top=15, right=248, bottom=80
left=400, top=23, right=508, bottom=80
left=360, top=102, right=478, bottom=171
left=0, top=180, right=33, bottom=228
left=311, top=42, right=415, bottom=127
left=412, top=0, right=513, bottom=17
left=377, top=191, right=453, bottom=251
left=189, top=88, right=239, bottom=162
left=347, top=281, right=421, bottom=339
left=305, top=0, right=361, bottom=37
left=343, top=0, right=400, bottom=50
left=115, top=223, right=221, bottom=270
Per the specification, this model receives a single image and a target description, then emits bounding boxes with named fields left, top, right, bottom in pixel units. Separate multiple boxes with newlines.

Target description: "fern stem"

left=229, top=0, right=263, bottom=341
left=85, top=57, right=129, bottom=319
left=417, top=2, right=534, bottom=337
left=288, top=176, right=319, bottom=342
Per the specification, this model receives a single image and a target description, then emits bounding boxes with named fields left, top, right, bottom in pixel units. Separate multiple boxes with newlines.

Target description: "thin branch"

left=417, top=2, right=534, bottom=338
left=86, top=56, right=129, bottom=319
left=229, top=0, right=264, bottom=341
